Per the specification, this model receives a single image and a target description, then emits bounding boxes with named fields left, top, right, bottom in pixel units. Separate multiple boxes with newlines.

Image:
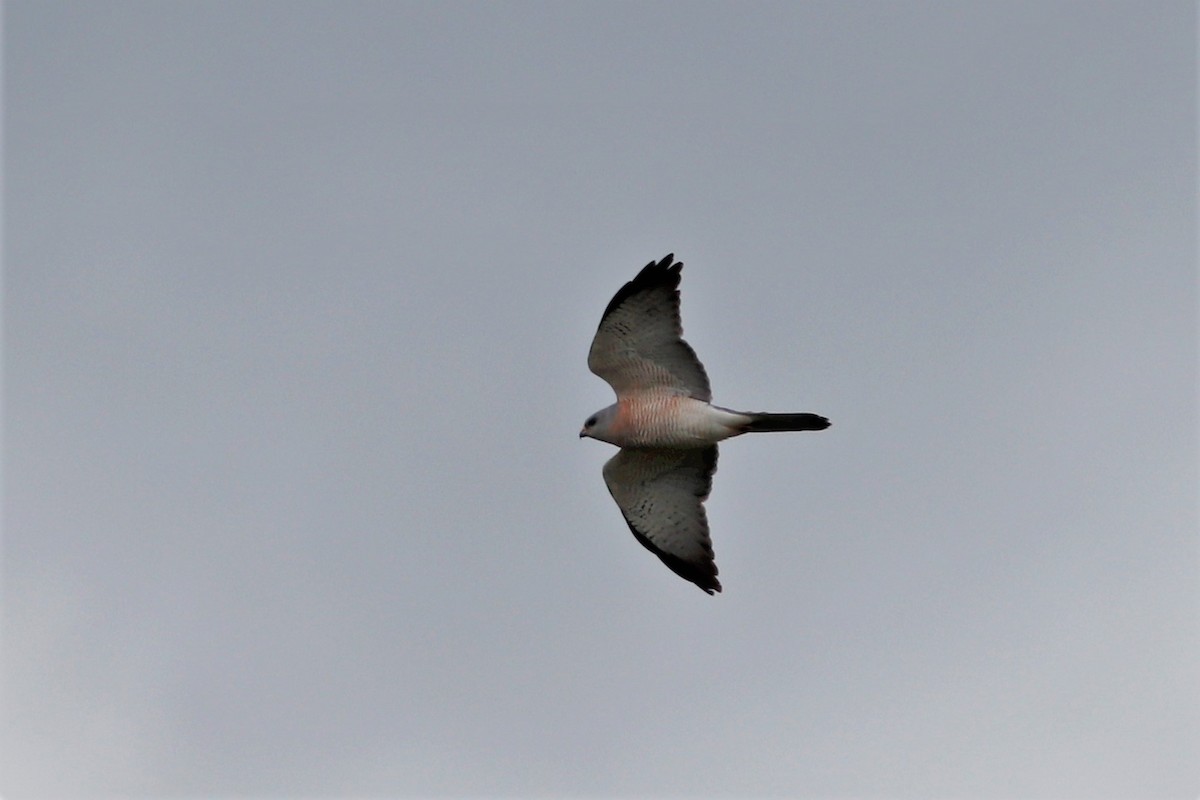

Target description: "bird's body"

left=584, top=396, right=745, bottom=448
left=581, top=254, right=829, bottom=594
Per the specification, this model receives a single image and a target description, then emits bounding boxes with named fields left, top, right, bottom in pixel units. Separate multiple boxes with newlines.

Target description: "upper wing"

left=587, top=254, right=711, bottom=401
left=602, top=445, right=721, bottom=594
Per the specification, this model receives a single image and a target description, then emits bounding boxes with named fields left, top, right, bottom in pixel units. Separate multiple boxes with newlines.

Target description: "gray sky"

left=3, top=2, right=1197, bottom=797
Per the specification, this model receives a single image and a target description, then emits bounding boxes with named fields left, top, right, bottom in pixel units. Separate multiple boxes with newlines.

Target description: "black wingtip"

left=627, top=525, right=722, bottom=595
left=599, top=254, right=683, bottom=322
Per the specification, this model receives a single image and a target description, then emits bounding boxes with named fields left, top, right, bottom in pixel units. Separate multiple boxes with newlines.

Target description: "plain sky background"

left=3, top=2, right=1197, bottom=797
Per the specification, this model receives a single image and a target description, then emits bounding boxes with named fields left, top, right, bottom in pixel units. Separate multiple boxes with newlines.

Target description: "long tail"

left=740, top=412, right=831, bottom=433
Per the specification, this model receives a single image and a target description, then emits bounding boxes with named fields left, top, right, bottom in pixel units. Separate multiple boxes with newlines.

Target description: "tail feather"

left=741, top=412, right=830, bottom=433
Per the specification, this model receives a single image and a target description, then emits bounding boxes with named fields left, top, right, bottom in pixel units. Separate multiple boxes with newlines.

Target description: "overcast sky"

left=3, top=2, right=1197, bottom=797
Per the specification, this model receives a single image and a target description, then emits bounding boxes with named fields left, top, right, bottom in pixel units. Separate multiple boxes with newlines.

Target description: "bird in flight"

left=581, top=254, right=830, bottom=594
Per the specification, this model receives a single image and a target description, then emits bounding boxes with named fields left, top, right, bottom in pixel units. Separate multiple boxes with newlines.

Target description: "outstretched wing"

left=602, top=445, right=721, bottom=594
left=587, top=254, right=711, bottom=402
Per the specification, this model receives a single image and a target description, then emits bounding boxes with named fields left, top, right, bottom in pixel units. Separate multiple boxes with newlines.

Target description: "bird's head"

left=579, top=405, right=618, bottom=444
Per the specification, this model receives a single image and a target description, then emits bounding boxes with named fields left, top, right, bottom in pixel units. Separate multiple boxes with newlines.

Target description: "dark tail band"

left=742, top=412, right=831, bottom=433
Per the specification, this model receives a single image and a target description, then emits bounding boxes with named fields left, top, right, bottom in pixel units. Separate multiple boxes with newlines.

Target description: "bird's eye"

left=585, top=416, right=597, bottom=427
